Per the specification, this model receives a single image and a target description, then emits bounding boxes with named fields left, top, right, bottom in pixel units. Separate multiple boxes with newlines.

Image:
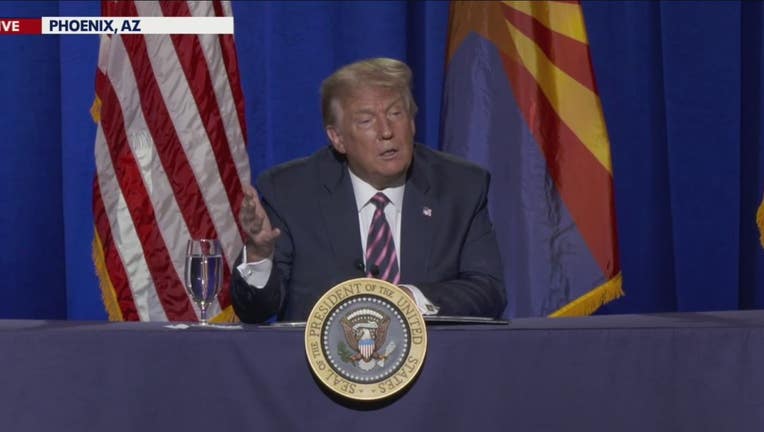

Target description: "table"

left=2, top=310, right=763, bottom=431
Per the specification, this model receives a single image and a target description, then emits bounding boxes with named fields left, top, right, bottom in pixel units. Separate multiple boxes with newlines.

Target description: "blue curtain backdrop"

left=0, top=1, right=762, bottom=319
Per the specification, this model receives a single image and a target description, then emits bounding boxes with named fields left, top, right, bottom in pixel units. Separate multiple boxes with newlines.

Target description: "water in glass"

left=184, top=239, right=223, bottom=325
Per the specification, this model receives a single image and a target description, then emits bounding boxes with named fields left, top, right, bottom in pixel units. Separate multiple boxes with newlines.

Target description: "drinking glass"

left=184, top=239, right=223, bottom=325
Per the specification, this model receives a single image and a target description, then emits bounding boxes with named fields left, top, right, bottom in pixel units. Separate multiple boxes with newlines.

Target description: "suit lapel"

left=317, top=149, right=364, bottom=279
left=401, top=149, right=436, bottom=283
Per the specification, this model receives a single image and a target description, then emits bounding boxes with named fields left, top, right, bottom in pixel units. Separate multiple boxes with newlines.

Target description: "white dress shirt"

left=236, top=168, right=439, bottom=316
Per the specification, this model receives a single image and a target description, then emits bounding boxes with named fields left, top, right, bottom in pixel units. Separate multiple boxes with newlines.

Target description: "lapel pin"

left=422, top=206, right=432, bottom=217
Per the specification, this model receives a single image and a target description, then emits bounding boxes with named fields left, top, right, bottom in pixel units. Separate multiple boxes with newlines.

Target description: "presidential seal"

left=304, top=278, right=427, bottom=401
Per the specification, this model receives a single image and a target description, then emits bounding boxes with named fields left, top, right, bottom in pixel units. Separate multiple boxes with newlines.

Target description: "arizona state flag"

left=442, top=1, right=622, bottom=317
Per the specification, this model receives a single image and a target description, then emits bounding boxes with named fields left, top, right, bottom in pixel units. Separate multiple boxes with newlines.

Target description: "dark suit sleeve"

left=414, top=171, right=507, bottom=318
left=230, top=173, right=293, bottom=323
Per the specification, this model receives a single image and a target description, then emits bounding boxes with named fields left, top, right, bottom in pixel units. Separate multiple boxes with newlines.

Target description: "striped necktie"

left=365, top=192, right=400, bottom=284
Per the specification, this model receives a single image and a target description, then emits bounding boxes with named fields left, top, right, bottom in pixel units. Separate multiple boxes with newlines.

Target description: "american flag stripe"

left=160, top=0, right=249, bottom=310
left=128, top=1, right=230, bottom=318
left=119, top=31, right=217, bottom=240
left=149, top=2, right=244, bottom=259
left=93, top=0, right=248, bottom=321
left=103, top=30, right=203, bottom=320
left=211, top=0, right=249, bottom=153
left=158, top=0, right=246, bottom=212
left=189, top=8, right=251, bottom=194
left=93, top=180, right=136, bottom=321
left=98, top=0, right=221, bottom=319
left=132, top=2, right=237, bottom=315
left=96, top=34, right=198, bottom=320
left=96, top=66, right=192, bottom=321
left=137, top=39, right=246, bottom=316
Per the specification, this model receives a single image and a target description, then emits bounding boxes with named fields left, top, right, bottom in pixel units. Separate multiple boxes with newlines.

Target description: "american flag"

left=91, top=1, right=249, bottom=321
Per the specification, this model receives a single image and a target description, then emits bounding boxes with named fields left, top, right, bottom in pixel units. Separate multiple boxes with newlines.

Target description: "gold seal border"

left=304, top=277, right=428, bottom=401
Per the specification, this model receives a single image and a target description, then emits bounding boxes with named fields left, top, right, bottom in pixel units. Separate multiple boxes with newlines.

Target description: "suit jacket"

left=231, top=144, right=506, bottom=323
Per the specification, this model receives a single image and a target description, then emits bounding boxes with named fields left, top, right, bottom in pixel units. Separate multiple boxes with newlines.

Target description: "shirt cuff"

left=400, top=284, right=439, bottom=315
left=236, top=257, right=272, bottom=289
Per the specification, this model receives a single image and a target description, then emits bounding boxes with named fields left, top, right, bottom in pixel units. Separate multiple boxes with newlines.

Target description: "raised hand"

left=239, top=184, right=281, bottom=262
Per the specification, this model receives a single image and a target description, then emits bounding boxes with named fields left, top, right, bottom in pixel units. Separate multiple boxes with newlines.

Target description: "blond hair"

left=320, top=57, right=418, bottom=127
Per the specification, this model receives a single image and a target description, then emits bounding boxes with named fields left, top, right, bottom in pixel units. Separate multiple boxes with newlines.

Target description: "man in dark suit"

left=232, top=58, right=505, bottom=323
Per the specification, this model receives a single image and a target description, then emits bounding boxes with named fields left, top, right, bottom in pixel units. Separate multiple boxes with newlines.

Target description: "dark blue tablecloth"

left=2, top=310, right=763, bottom=431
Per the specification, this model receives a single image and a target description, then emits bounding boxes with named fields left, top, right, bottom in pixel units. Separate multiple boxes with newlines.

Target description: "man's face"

left=326, top=86, right=415, bottom=190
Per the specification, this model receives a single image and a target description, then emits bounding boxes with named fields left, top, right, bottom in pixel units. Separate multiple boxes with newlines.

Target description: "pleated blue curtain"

left=233, top=1, right=449, bottom=176
left=583, top=1, right=764, bottom=313
left=0, top=1, right=762, bottom=319
left=0, top=1, right=66, bottom=318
